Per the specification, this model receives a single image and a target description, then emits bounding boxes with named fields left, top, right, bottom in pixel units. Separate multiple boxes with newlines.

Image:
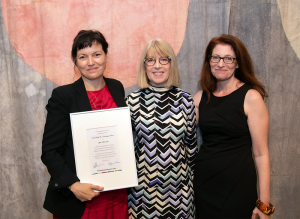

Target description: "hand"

left=251, top=207, right=271, bottom=219
left=69, top=182, right=104, bottom=202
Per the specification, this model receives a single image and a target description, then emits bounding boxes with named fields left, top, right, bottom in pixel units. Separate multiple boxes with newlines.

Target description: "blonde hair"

left=137, top=39, right=180, bottom=89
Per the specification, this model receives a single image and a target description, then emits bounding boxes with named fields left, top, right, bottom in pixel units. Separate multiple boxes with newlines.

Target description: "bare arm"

left=193, top=90, right=203, bottom=124
left=244, top=89, right=271, bottom=219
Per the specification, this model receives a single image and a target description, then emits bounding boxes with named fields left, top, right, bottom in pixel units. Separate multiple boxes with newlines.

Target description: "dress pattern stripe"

left=126, top=86, right=198, bottom=219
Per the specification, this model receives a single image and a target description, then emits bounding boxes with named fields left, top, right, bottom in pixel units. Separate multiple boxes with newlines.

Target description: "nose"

left=154, top=59, right=161, bottom=68
left=217, top=58, right=225, bottom=67
left=88, top=56, right=94, bottom=66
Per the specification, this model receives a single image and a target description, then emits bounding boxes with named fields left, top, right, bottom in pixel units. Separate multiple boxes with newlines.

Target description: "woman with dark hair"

left=193, top=34, right=274, bottom=218
left=41, top=30, right=128, bottom=219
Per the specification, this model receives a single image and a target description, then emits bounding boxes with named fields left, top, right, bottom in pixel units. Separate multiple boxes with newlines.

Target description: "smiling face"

left=145, top=49, right=170, bottom=87
left=210, top=44, right=238, bottom=82
left=76, top=42, right=107, bottom=83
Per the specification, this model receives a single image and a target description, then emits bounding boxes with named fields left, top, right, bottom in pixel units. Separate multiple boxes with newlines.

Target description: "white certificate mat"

left=70, top=107, right=138, bottom=191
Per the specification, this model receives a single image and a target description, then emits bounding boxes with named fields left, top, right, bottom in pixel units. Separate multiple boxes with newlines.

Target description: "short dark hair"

left=199, top=34, right=268, bottom=101
left=71, top=30, right=109, bottom=65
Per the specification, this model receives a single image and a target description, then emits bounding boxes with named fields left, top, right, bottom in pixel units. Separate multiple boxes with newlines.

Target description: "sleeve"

left=125, top=94, right=129, bottom=106
left=183, top=94, right=199, bottom=178
left=125, top=94, right=135, bottom=132
left=117, top=80, right=126, bottom=100
left=41, top=88, right=79, bottom=194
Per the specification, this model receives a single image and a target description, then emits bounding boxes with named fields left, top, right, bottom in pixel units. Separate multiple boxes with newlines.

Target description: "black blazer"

left=41, top=77, right=126, bottom=219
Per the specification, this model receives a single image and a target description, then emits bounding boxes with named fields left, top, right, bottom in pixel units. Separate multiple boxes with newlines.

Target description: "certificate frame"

left=70, top=107, right=138, bottom=191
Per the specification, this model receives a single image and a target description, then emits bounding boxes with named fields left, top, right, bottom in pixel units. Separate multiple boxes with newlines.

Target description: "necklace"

left=87, top=86, right=105, bottom=110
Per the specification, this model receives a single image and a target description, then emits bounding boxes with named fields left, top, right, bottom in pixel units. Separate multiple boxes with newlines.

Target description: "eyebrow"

left=212, top=54, right=235, bottom=57
left=77, top=51, right=102, bottom=56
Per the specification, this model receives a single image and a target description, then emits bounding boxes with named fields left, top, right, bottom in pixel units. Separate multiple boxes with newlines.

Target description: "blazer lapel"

left=104, top=77, right=126, bottom=107
left=73, top=77, right=92, bottom=112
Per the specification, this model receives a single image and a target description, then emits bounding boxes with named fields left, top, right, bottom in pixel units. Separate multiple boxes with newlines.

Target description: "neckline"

left=212, top=83, right=246, bottom=98
left=86, top=84, right=107, bottom=93
left=148, top=85, right=173, bottom=92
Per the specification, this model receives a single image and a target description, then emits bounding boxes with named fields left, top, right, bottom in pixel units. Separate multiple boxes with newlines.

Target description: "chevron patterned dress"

left=126, top=86, right=198, bottom=219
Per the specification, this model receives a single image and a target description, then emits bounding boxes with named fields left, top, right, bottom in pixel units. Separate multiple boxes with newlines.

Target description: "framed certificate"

left=70, top=107, right=138, bottom=191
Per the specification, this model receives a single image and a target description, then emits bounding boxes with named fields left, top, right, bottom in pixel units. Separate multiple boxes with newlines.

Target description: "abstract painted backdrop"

left=0, top=0, right=299, bottom=218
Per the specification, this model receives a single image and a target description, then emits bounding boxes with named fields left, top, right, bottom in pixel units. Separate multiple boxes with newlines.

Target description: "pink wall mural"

left=2, top=0, right=189, bottom=88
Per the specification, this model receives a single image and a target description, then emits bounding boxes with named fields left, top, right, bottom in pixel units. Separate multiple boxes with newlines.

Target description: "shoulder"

left=245, top=89, right=263, bottom=103
left=126, top=89, right=143, bottom=102
left=129, top=88, right=143, bottom=95
left=244, top=89, right=267, bottom=116
left=193, top=90, right=203, bottom=108
left=54, top=83, right=73, bottom=92
left=105, top=77, right=122, bottom=85
left=104, top=77, right=120, bottom=83
left=51, top=80, right=79, bottom=99
left=46, top=82, right=79, bottom=112
left=173, top=88, right=196, bottom=112
left=174, top=87, right=193, bottom=100
left=104, top=77, right=124, bottom=89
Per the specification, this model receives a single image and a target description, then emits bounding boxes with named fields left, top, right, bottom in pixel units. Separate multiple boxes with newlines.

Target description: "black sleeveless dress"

left=194, top=84, right=257, bottom=218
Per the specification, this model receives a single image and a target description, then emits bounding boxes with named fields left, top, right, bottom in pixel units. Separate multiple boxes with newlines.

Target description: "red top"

left=54, top=84, right=128, bottom=219
left=87, top=85, right=118, bottom=110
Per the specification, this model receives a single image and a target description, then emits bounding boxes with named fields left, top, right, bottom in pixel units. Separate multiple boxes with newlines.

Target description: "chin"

left=154, top=81, right=167, bottom=86
left=218, top=78, right=231, bottom=82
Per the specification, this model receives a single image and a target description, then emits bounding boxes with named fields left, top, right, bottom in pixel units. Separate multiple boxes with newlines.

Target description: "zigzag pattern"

left=126, top=86, right=198, bottom=219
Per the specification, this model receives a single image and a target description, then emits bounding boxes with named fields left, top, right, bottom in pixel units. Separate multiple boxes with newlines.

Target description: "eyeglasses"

left=144, top=57, right=171, bottom=66
left=209, top=55, right=237, bottom=64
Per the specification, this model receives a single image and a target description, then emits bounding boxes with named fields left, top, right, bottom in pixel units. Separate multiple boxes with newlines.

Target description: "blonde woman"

left=126, top=39, right=198, bottom=218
